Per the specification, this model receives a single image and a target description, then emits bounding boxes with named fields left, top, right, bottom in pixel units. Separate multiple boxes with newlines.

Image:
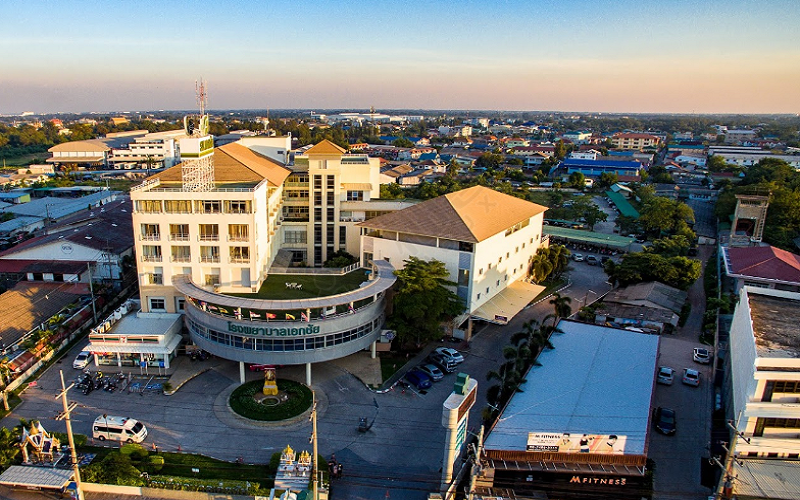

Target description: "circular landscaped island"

left=229, top=379, right=313, bottom=421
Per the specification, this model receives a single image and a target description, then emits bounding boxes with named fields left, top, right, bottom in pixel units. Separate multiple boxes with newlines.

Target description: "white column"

left=116, top=353, right=121, bottom=367
left=306, top=362, right=312, bottom=386
left=239, top=361, right=246, bottom=384
left=370, top=340, right=377, bottom=359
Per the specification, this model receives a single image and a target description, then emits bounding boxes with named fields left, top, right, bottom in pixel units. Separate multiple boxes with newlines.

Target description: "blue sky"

left=1, top=0, right=798, bottom=114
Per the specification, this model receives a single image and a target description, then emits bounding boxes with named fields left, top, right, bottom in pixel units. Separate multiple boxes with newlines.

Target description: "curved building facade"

left=173, top=260, right=395, bottom=382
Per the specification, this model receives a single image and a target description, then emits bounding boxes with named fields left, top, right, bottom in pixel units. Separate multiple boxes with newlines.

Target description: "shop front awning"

left=89, top=334, right=181, bottom=355
left=471, top=280, right=545, bottom=325
left=0, top=465, right=74, bottom=489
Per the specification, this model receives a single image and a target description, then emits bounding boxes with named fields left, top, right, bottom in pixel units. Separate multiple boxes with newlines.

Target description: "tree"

left=638, top=197, right=695, bottom=236
left=0, top=426, right=20, bottom=471
left=554, top=140, right=567, bottom=160
left=393, top=138, right=414, bottom=148
left=549, top=292, right=572, bottom=323
left=323, top=250, right=357, bottom=268
left=604, top=252, right=701, bottom=290
left=568, top=171, right=585, bottom=189
left=647, top=235, right=691, bottom=257
left=529, top=251, right=554, bottom=283
left=388, top=257, right=464, bottom=346
left=597, top=172, right=618, bottom=189
left=475, top=152, right=504, bottom=171
left=547, top=244, right=571, bottom=278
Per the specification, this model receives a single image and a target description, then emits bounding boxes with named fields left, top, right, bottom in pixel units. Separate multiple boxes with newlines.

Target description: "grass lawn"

left=79, top=445, right=274, bottom=485
left=0, top=152, right=50, bottom=166
left=379, top=353, right=411, bottom=383
left=232, top=269, right=369, bottom=300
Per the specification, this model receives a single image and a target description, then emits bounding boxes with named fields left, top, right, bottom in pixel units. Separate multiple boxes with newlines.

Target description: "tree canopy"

left=388, top=257, right=464, bottom=347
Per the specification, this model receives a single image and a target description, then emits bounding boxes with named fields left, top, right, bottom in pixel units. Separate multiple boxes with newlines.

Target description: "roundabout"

left=228, top=378, right=313, bottom=422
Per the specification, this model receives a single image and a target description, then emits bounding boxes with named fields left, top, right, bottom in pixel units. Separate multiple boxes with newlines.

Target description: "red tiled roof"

left=726, top=245, right=800, bottom=283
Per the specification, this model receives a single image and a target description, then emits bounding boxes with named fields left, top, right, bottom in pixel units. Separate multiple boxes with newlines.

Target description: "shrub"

left=120, top=443, right=148, bottom=460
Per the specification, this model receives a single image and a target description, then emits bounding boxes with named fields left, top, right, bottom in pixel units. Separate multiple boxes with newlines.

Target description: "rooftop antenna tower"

left=181, top=78, right=215, bottom=192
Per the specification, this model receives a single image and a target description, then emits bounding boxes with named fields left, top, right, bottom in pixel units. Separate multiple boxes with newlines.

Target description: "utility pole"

left=467, top=425, right=485, bottom=500
left=712, top=416, right=749, bottom=499
left=87, top=263, right=97, bottom=323
left=55, top=370, right=85, bottom=500
left=311, top=391, right=319, bottom=500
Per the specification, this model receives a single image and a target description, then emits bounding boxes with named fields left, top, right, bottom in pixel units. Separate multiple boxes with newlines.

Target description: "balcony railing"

left=140, top=234, right=161, bottom=241
left=230, top=257, right=250, bottom=264
left=199, top=235, right=219, bottom=241
left=148, top=274, right=164, bottom=285
left=142, top=255, right=162, bottom=262
left=170, top=234, right=190, bottom=241
left=228, top=235, right=249, bottom=242
left=199, top=256, right=221, bottom=263
left=171, top=256, right=191, bottom=263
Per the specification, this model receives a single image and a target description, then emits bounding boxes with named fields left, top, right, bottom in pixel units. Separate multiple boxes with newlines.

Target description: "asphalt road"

left=1, top=251, right=716, bottom=500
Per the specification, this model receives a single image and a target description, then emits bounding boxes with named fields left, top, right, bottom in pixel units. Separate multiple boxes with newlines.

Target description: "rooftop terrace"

left=749, top=293, right=800, bottom=358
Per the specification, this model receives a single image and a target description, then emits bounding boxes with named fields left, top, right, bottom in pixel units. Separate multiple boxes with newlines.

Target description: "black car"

left=653, top=407, right=676, bottom=435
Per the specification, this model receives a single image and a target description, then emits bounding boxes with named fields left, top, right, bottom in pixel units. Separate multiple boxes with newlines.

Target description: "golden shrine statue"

left=263, top=367, right=278, bottom=396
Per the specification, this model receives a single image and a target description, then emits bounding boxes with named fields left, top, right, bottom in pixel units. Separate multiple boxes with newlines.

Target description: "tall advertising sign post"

left=440, top=373, right=477, bottom=497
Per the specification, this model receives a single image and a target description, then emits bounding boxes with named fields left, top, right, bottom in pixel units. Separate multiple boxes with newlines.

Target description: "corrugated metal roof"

left=0, top=465, right=73, bottom=488
left=484, top=320, right=659, bottom=456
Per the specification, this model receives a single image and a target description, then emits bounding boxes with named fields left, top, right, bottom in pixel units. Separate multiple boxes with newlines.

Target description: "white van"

left=93, top=415, right=148, bottom=443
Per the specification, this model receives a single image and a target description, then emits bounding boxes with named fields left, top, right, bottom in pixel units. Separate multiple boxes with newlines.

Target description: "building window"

left=326, top=225, right=334, bottom=245
left=200, top=246, right=220, bottom=263
left=135, top=200, right=162, bottom=213
left=283, top=206, right=309, bottom=221
left=506, top=252, right=510, bottom=258
left=225, top=200, right=250, bottom=214
left=199, top=224, right=219, bottom=241
left=477, top=293, right=481, bottom=300
left=285, top=230, right=307, bottom=244
left=140, top=224, right=160, bottom=241
left=164, top=200, right=192, bottom=214
left=228, top=224, right=249, bottom=241
left=458, top=269, right=470, bottom=286
left=479, top=268, right=483, bottom=275
left=149, top=297, right=166, bottom=311
left=486, top=287, right=489, bottom=293
left=347, top=191, right=364, bottom=201
left=314, top=207, right=322, bottom=221
left=230, top=246, right=250, bottom=263
left=171, top=246, right=191, bottom=263
left=313, top=175, right=322, bottom=190
left=496, top=280, right=500, bottom=286
left=327, top=207, right=335, bottom=221
left=326, top=175, right=335, bottom=190
left=142, top=245, right=162, bottom=262
left=515, top=247, right=519, bottom=254
left=204, top=273, right=220, bottom=286
left=326, top=192, right=335, bottom=205
left=339, top=226, right=347, bottom=249
left=198, top=200, right=222, bottom=214
left=774, top=381, right=800, bottom=393
left=169, top=224, right=189, bottom=241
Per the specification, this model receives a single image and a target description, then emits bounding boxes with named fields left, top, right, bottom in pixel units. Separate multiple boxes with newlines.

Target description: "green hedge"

left=229, top=379, right=312, bottom=421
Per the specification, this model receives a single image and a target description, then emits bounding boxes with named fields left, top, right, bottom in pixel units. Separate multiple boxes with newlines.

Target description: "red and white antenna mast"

left=196, top=79, right=208, bottom=117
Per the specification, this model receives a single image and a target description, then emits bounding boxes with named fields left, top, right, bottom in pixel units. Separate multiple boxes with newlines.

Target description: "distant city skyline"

left=1, top=0, right=799, bottom=115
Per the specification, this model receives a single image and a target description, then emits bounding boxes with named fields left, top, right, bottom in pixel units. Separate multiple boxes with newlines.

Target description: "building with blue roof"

left=561, top=158, right=642, bottom=178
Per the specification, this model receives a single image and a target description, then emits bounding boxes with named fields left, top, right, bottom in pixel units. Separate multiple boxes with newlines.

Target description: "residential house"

left=594, top=281, right=687, bottom=333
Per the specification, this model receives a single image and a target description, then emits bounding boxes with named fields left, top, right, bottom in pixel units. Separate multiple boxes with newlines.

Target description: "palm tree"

left=0, top=358, right=10, bottom=411
left=549, top=245, right=571, bottom=278
left=549, top=292, right=573, bottom=323
left=529, top=251, right=554, bottom=283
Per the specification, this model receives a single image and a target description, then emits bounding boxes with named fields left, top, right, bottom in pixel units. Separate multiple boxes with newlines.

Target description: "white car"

left=573, top=253, right=585, bottom=262
left=73, top=351, right=91, bottom=369
left=434, top=347, right=464, bottom=364
left=657, top=366, right=675, bottom=385
left=682, top=368, right=700, bottom=387
left=693, top=347, right=711, bottom=364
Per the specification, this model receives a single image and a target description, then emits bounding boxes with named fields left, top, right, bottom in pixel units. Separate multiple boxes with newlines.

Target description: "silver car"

left=418, top=363, right=444, bottom=382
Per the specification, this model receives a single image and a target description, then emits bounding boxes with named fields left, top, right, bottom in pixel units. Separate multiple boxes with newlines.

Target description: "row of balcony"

left=141, top=234, right=249, bottom=242
left=141, top=256, right=251, bottom=264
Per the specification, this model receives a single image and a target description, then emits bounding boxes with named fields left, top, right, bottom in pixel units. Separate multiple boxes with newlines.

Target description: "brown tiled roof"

left=305, top=140, right=346, bottom=156
left=359, top=186, right=547, bottom=243
left=726, top=245, right=800, bottom=284
left=150, top=143, right=290, bottom=187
